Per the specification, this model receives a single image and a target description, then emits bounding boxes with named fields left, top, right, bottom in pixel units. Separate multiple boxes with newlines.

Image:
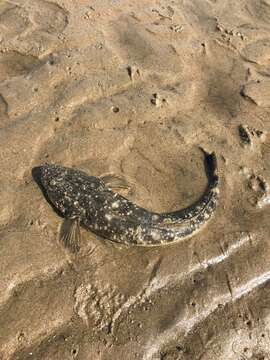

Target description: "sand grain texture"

left=1, top=0, right=270, bottom=359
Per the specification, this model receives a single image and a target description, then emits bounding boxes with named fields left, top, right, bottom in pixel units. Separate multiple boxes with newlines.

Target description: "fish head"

left=38, top=164, right=79, bottom=217
left=39, top=164, right=68, bottom=193
left=35, top=164, right=99, bottom=218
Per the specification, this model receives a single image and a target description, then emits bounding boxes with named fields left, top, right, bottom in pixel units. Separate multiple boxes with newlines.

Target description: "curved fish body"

left=37, top=150, right=219, bottom=250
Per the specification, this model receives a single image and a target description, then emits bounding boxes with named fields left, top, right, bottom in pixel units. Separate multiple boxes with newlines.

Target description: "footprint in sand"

left=241, top=39, right=270, bottom=65
left=0, top=0, right=69, bottom=57
left=0, top=2, right=30, bottom=38
left=246, top=0, right=270, bottom=26
left=245, top=172, right=269, bottom=208
left=0, top=51, right=41, bottom=82
left=29, top=0, right=68, bottom=35
left=241, top=80, right=270, bottom=107
left=238, top=124, right=265, bottom=147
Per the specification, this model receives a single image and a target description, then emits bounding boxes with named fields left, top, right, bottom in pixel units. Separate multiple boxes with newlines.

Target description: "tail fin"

left=200, top=147, right=218, bottom=188
left=156, top=149, right=219, bottom=225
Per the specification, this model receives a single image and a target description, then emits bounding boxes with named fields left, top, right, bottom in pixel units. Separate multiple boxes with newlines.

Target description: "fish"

left=34, top=149, right=219, bottom=252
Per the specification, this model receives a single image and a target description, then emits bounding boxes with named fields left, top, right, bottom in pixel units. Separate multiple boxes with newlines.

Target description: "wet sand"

left=1, top=0, right=270, bottom=359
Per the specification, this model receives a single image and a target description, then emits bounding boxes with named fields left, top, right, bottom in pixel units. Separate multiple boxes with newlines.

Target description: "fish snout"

left=32, top=164, right=64, bottom=190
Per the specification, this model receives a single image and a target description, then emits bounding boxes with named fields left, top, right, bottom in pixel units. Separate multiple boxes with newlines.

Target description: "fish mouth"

left=32, top=165, right=51, bottom=205
left=32, top=164, right=58, bottom=190
left=32, top=165, right=44, bottom=187
left=33, top=164, right=64, bottom=187
left=32, top=164, right=66, bottom=219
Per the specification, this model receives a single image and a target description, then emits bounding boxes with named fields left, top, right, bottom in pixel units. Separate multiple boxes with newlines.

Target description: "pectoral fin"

left=100, top=173, right=133, bottom=193
left=59, top=218, right=81, bottom=253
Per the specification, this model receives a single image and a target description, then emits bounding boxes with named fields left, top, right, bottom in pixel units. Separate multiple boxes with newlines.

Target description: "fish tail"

left=155, top=149, right=219, bottom=225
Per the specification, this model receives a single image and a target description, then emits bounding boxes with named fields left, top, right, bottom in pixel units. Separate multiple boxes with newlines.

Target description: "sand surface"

left=1, top=0, right=270, bottom=359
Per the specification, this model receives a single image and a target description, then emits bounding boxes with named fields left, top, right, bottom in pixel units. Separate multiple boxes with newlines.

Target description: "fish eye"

left=49, top=179, right=57, bottom=186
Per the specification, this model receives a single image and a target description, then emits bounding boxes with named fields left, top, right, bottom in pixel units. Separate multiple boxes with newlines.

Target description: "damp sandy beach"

left=1, top=0, right=270, bottom=359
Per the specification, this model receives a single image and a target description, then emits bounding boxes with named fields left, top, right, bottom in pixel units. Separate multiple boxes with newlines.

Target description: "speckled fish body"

left=38, top=151, right=219, bottom=247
